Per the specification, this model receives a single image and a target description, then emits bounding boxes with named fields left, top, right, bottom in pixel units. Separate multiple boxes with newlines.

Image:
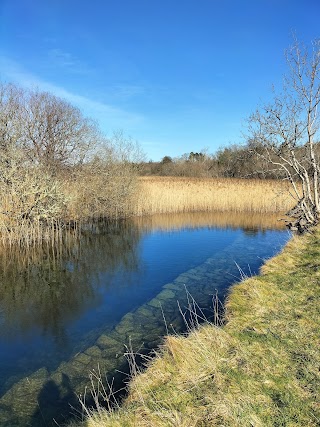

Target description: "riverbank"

left=0, top=176, right=293, bottom=246
left=74, top=228, right=320, bottom=426
left=0, top=214, right=286, bottom=426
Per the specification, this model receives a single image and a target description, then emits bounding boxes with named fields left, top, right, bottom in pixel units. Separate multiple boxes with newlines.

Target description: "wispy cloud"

left=109, top=84, right=145, bottom=100
left=47, top=48, right=93, bottom=75
left=48, top=48, right=76, bottom=67
left=0, top=56, right=145, bottom=131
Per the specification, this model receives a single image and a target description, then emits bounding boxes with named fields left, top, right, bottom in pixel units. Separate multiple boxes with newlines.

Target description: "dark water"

left=0, top=212, right=290, bottom=426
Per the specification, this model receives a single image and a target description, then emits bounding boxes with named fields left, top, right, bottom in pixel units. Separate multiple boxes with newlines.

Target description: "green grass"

left=72, top=229, right=320, bottom=427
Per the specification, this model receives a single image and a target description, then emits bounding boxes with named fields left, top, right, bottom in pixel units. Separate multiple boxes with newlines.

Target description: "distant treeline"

left=139, top=143, right=320, bottom=179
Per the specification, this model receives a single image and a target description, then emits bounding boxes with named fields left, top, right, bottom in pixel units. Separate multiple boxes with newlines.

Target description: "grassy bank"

left=73, top=229, right=320, bottom=426
left=134, top=176, right=294, bottom=215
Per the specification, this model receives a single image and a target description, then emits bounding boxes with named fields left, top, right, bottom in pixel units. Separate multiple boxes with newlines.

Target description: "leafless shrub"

left=65, top=132, right=144, bottom=220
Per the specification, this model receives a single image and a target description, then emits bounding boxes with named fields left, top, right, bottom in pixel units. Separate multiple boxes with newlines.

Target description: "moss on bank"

left=72, top=230, right=320, bottom=427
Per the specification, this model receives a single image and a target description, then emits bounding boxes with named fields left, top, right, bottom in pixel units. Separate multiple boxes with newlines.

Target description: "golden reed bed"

left=0, top=176, right=294, bottom=247
left=133, top=176, right=294, bottom=216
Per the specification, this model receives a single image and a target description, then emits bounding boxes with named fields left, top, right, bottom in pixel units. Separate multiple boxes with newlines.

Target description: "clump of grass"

left=134, top=176, right=294, bottom=216
left=72, top=228, right=320, bottom=426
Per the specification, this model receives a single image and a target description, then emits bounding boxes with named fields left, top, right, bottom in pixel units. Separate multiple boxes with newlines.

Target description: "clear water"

left=0, top=212, right=290, bottom=426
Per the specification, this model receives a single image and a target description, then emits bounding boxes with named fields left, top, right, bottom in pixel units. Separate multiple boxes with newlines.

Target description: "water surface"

left=0, top=212, right=289, bottom=426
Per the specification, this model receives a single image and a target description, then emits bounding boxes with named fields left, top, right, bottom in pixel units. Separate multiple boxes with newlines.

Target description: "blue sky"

left=1, top=0, right=319, bottom=161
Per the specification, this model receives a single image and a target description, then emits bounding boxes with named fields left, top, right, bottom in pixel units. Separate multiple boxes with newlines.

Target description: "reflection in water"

left=132, top=211, right=286, bottom=232
left=0, top=221, right=141, bottom=341
left=0, top=212, right=289, bottom=427
left=242, top=228, right=260, bottom=236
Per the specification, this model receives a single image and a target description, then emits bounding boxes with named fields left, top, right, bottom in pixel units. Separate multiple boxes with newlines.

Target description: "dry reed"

left=0, top=175, right=294, bottom=247
left=133, top=177, right=294, bottom=216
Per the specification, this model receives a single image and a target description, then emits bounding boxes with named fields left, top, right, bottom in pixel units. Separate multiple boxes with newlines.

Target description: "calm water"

left=0, top=212, right=290, bottom=426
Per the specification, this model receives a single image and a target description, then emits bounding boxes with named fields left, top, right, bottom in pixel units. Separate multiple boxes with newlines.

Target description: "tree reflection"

left=242, top=227, right=260, bottom=236
left=0, top=220, right=142, bottom=340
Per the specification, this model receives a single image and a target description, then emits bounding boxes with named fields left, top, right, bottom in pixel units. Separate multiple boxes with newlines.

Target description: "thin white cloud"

left=48, top=48, right=76, bottom=67
left=106, top=84, right=146, bottom=100
left=47, top=48, right=93, bottom=75
left=0, top=56, right=145, bottom=130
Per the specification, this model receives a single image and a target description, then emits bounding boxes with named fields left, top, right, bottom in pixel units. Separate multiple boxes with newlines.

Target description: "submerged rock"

left=96, top=334, right=122, bottom=350
left=156, top=289, right=176, bottom=300
left=0, top=367, right=50, bottom=425
left=163, top=282, right=183, bottom=291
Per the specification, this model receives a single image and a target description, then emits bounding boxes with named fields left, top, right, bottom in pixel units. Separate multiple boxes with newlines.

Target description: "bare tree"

left=0, top=84, right=68, bottom=225
left=248, top=38, right=320, bottom=231
left=0, top=83, right=23, bottom=160
left=19, top=89, right=99, bottom=171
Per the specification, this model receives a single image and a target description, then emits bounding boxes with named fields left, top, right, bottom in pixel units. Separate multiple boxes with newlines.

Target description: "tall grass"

left=0, top=175, right=294, bottom=246
left=0, top=219, right=73, bottom=247
left=133, top=176, right=294, bottom=215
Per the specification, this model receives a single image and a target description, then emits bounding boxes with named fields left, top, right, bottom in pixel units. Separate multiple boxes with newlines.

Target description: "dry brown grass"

left=133, top=176, right=294, bottom=216
left=0, top=175, right=293, bottom=246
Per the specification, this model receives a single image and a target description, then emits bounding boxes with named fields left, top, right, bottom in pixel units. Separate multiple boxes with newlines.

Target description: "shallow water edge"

left=0, top=221, right=289, bottom=426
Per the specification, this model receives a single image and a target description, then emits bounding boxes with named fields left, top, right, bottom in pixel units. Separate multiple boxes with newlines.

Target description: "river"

left=0, top=211, right=290, bottom=426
